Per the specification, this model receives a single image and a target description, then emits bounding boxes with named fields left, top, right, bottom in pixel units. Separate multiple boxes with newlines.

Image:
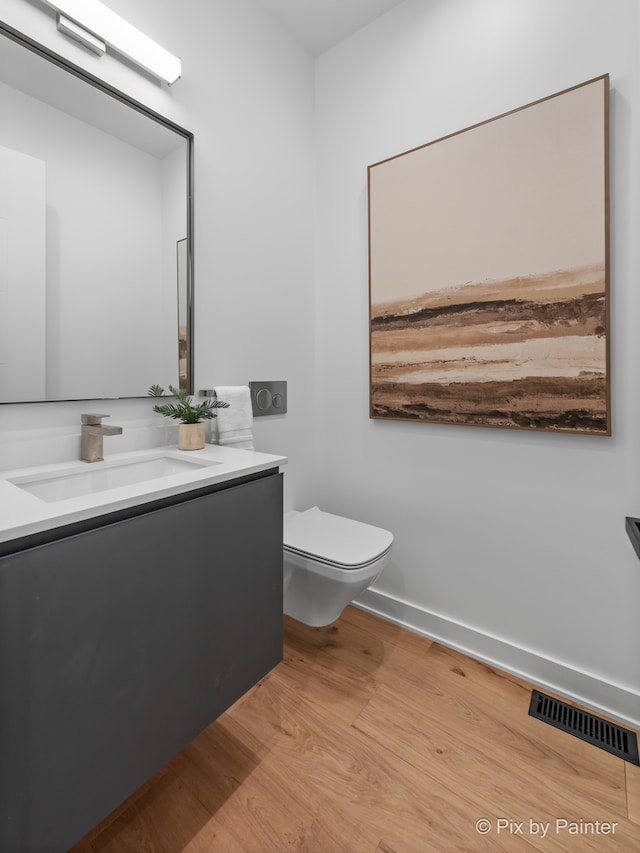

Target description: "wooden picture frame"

left=368, top=75, right=610, bottom=435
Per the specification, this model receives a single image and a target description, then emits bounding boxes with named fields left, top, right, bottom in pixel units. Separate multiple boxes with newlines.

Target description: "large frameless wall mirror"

left=0, top=23, right=193, bottom=404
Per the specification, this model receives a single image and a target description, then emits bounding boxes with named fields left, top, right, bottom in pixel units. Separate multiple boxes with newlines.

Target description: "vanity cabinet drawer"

left=0, top=470, right=283, bottom=853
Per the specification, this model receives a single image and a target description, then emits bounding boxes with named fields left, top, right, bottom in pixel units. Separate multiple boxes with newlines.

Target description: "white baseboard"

left=354, top=587, right=640, bottom=731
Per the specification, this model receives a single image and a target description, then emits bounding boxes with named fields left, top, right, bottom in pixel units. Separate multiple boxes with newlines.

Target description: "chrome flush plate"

left=249, top=381, right=287, bottom=417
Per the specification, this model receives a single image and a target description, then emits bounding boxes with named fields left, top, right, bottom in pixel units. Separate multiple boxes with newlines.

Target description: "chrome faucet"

left=80, top=414, right=123, bottom=463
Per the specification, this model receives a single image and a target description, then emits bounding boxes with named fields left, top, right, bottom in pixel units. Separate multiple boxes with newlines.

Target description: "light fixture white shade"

left=41, top=0, right=181, bottom=84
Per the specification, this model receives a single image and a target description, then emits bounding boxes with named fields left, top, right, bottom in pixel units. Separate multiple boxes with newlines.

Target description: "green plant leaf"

left=150, top=383, right=230, bottom=423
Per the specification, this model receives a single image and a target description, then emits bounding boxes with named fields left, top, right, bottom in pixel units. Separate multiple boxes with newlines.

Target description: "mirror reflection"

left=0, top=26, right=193, bottom=403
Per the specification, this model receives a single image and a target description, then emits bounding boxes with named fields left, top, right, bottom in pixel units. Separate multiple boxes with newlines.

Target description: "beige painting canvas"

left=368, top=75, right=609, bottom=435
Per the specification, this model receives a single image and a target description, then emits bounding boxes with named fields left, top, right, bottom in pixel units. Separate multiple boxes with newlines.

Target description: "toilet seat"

left=284, top=507, right=393, bottom=570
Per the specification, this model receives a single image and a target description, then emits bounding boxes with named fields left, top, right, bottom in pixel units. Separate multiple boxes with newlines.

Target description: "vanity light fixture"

left=41, top=0, right=182, bottom=84
left=56, top=15, right=105, bottom=56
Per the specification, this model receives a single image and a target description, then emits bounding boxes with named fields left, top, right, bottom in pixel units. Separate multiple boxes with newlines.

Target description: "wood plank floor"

left=70, top=606, right=640, bottom=852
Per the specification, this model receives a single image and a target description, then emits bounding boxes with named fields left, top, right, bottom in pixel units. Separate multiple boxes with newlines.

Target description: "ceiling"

left=254, top=0, right=406, bottom=56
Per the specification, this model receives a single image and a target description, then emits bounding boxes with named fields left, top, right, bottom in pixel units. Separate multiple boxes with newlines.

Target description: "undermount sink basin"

left=9, top=453, right=220, bottom=503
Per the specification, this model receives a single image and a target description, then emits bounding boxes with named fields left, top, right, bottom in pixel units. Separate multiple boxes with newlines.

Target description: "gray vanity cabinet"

left=0, top=470, right=283, bottom=853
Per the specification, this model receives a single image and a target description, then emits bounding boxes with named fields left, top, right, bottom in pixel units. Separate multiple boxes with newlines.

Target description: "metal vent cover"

left=528, top=690, right=639, bottom=766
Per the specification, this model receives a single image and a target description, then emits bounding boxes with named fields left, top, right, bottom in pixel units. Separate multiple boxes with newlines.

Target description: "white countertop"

left=0, top=444, right=287, bottom=544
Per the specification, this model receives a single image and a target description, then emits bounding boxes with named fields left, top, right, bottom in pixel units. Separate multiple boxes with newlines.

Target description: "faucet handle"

left=81, top=413, right=112, bottom=425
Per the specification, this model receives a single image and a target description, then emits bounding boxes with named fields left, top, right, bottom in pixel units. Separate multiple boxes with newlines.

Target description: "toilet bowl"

left=283, top=506, right=393, bottom=627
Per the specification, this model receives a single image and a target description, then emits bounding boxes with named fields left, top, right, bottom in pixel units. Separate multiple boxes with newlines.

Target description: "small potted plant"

left=148, top=384, right=229, bottom=451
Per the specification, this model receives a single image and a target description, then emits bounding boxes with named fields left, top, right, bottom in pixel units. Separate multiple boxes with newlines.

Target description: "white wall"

left=160, top=145, right=189, bottom=386
left=314, top=0, right=640, bottom=726
left=0, top=0, right=317, bottom=509
left=0, top=82, right=167, bottom=399
left=0, top=145, right=46, bottom=401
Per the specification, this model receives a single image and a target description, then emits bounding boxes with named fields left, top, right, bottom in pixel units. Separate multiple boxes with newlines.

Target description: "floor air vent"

left=528, top=690, right=639, bottom=765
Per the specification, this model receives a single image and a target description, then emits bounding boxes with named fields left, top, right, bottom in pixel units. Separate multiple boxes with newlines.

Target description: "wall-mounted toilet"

left=283, top=506, right=393, bottom=627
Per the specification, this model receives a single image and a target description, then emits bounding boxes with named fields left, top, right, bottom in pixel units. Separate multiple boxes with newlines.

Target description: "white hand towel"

left=213, top=385, right=254, bottom=450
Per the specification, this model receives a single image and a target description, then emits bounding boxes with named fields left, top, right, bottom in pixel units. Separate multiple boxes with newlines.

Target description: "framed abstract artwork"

left=368, top=75, right=610, bottom=435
